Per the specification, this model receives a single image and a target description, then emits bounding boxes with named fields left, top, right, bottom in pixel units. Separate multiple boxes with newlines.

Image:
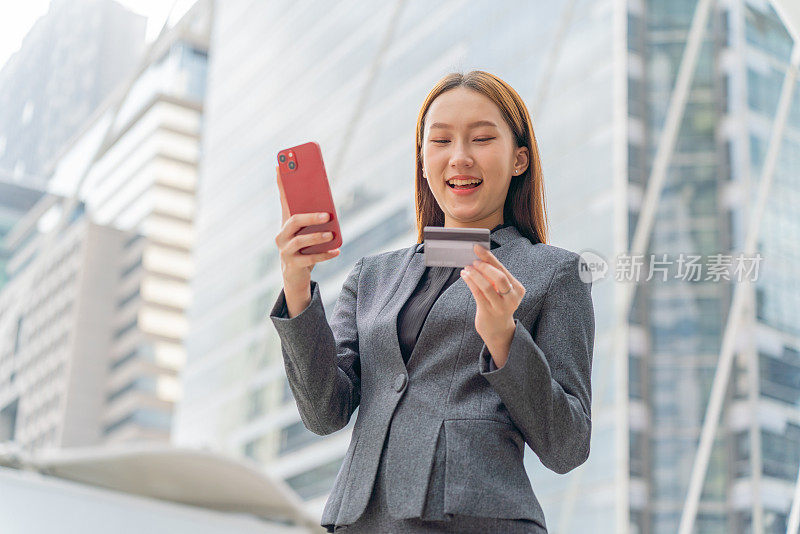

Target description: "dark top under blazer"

left=269, top=224, right=595, bottom=533
left=397, top=221, right=509, bottom=368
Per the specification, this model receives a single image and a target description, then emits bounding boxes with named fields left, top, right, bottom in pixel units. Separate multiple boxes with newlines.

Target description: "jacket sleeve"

left=268, top=257, right=363, bottom=436
left=478, top=252, right=594, bottom=474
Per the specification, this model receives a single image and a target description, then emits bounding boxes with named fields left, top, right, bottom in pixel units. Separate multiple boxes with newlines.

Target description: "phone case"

left=277, top=141, right=342, bottom=254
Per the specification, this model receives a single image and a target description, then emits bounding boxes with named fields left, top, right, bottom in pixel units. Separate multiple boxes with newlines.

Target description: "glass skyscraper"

left=628, top=1, right=799, bottom=533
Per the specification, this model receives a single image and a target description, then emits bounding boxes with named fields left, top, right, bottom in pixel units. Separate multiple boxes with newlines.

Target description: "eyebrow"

left=429, top=120, right=499, bottom=130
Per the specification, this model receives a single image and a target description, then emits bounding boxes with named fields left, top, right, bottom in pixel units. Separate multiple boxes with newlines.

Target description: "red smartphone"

left=277, top=141, right=342, bottom=255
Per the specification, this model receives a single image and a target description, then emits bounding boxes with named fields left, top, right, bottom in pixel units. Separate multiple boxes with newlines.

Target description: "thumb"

left=277, top=164, right=290, bottom=225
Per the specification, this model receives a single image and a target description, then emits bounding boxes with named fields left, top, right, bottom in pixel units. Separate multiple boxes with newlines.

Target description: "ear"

left=514, top=146, right=529, bottom=175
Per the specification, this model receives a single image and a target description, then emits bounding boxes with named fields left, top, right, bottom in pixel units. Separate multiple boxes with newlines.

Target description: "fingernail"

left=318, top=213, right=328, bottom=221
left=323, top=232, right=332, bottom=238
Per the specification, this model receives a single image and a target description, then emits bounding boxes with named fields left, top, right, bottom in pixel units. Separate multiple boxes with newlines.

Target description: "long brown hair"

left=414, top=70, right=548, bottom=245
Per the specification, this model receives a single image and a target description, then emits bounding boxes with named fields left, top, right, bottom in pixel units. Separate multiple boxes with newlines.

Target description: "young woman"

left=271, top=70, right=595, bottom=533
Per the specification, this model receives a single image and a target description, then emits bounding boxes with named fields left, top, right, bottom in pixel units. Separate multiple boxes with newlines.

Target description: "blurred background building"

left=625, top=1, right=800, bottom=533
left=718, top=2, right=800, bottom=533
left=0, top=180, right=44, bottom=290
left=0, top=194, right=127, bottom=450
left=46, top=0, right=209, bottom=447
left=0, top=0, right=147, bottom=186
left=0, top=0, right=210, bottom=453
left=0, top=1, right=799, bottom=533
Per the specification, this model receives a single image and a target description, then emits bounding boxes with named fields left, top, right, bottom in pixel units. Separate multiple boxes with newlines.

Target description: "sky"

left=0, top=0, right=195, bottom=72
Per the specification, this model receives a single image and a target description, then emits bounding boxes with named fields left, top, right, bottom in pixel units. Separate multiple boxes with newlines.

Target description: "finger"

left=462, top=267, right=502, bottom=311
left=289, top=231, right=334, bottom=255
left=473, top=244, right=511, bottom=277
left=466, top=266, right=504, bottom=309
left=460, top=269, right=492, bottom=310
left=298, top=248, right=340, bottom=266
left=471, top=261, right=512, bottom=294
left=277, top=165, right=290, bottom=226
left=473, top=244, right=524, bottom=291
left=280, top=212, right=330, bottom=244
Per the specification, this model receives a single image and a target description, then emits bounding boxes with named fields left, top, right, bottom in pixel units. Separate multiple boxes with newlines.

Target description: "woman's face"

left=421, top=87, right=529, bottom=229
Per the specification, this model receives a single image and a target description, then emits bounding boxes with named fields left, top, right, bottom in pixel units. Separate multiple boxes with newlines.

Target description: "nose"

left=449, top=138, right=473, bottom=169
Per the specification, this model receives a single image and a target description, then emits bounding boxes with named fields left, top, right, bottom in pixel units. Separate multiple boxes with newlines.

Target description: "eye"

left=430, top=137, right=495, bottom=144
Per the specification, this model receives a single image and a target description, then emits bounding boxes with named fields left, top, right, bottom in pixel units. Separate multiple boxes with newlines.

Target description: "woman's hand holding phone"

left=275, top=165, right=340, bottom=318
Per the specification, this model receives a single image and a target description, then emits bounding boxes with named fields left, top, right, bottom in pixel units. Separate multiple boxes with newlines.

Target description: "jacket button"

left=394, top=374, right=407, bottom=392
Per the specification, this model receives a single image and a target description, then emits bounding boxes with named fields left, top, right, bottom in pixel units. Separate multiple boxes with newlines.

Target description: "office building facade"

left=0, top=195, right=128, bottom=451
left=0, top=180, right=44, bottom=290
left=43, top=0, right=210, bottom=446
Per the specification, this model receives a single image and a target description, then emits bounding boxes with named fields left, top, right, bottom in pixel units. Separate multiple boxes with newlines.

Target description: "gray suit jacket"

left=269, top=224, right=594, bottom=532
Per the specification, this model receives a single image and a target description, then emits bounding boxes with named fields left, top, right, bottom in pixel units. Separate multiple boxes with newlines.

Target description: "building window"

left=118, top=287, right=140, bottom=309
left=284, top=455, right=345, bottom=500
left=744, top=4, right=793, bottom=60
left=246, top=386, right=265, bottom=422
left=111, top=348, right=138, bottom=370
left=759, top=351, right=800, bottom=405
left=107, top=376, right=157, bottom=403
left=120, top=257, right=142, bottom=278
left=114, top=317, right=138, bottom=339
left=13, top=316, right=23, bottom=353
left=630, top=430, right=645, bottom=477
left=279, top=420, right=322, bottom=456
left=243, top=434, right=270, bottom=463
left=104, top=408, right=171, bottom=434
left=629, top=354, right=643, bottom=399
left=762, top=424, right=800, bottom=481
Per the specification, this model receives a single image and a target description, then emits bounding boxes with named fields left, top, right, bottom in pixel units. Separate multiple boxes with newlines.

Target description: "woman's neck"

left=444, top=215, right=504, bottom=231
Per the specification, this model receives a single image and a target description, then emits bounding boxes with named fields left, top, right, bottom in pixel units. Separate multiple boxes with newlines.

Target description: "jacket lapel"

left=378, top=225, right=524, bottom=369
left=489, top=224, right=523, bottom=248
left=376, top=248, right=426, bottom=370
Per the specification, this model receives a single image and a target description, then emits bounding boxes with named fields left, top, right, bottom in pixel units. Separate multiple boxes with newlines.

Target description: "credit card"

left=423, top=226, right=490, bottom=268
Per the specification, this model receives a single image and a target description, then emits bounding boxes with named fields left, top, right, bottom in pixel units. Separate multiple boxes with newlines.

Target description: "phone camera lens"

left=278, top=154, right=286, bottom=163
left=288, top=161, right=296, bottom=170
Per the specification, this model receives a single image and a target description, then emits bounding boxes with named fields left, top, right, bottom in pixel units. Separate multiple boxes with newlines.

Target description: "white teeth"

left=448, top=178, right=482, bottom=186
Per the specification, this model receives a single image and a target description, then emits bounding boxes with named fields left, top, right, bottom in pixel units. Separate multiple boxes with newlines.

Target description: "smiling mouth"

left=447, top=180, right=483, bottom=190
